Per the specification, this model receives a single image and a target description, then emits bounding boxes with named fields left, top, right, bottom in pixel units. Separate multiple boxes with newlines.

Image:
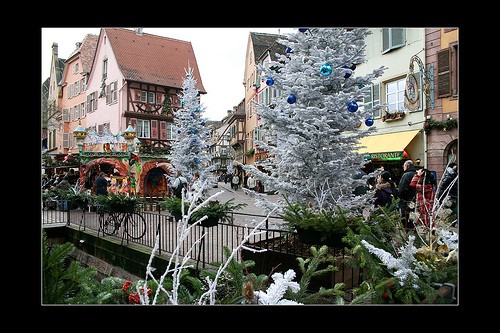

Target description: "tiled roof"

left=104, top=28, right=206, bottom=93
left=80, top=34, right=98, bottom=73
left=66, top=34, right=98, bottom=74
left=250, top=32, right=287, bottom=62
left=56, top=58, right=65, bottom=84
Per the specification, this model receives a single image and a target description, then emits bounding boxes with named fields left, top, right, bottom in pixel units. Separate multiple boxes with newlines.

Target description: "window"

left=87, top=91, right=98, bottom=113
left=62, top=108, right=69, bottom=122
left=165, top=123, right=175, bottom=140
left=80, top=102, right=86, bottom=118
left=74, top=80, right=80, bottom=95
left=363, top=83, right=381, bottom=118
left=382, top=28, right=406, bottom=54
left=63, top=133, right=70, bottom=149
left=437, top=44, right=458, bottom=98
left=148, top=92, right=155, bottom=104
left=141, top=91, right=148, bottom=102
left=385, top=78, right=406, bottom=113
left=137, top=119, right=150, bottom=138
left=106, top=81, right=118, bottom=104
left=102, top=59, right=108, bottom=80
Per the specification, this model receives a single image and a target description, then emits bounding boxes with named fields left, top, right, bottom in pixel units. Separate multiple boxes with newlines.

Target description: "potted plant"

left=191, top=198, right=247, bottom=227
left=67, top=191, right=93, bottom=210
left=279, top=198, right=359, bottom=248
left=163, top=197, right=189, bottom=222
left=94, top=193, right=142, bottom=213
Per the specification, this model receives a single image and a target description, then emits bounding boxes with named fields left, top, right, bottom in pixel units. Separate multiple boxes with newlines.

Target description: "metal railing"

left=42, top=200, right=362, bottom=288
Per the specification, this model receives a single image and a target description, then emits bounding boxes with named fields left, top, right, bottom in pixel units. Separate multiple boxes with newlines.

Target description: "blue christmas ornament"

left=298, top=28, right=308, bottom=32
left=347, top=101, right=358, bottom=112
left=342, top=65, right=352, bottom=79
left=195, top=107, right=201, bottom=112
left=192, top=138, right=197, bottom=143
left=365, top=117, right=374, bottom=127
left=201, top=121, right=205, bottom=126
left=186, top=73, right=190, bottom=78
left=177, top=129, right=181, bottom=134
left=285, top=47, right=292, bottom=54
left=194, top=157, right=200, bottom=164
left=320, top=63, right=333, bottom=76
left=190, top=129, right=195, bottom=134
left=350, top=64, right=357, bottom=70
left=287, top=94, right=297, bottom=104
left=205, top=131, right=210, bottom=136
left=266, top=77, right=274, bottom=86
left=191, top=113, right=195, bottom=117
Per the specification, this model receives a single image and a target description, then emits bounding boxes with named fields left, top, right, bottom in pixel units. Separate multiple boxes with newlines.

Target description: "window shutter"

left=62, top=133, right=69, bottom=148
left=105, top=84, right=110, bottom=104
left=437, top=48, right=451, bottom=98
left=62, top=108, right=69, bottom=122
left=382, top=29, right=390, bottom=53
left=391, top=28, right=405, bottom=49
left=159, top=121, right=167, bottom=140
left=151, top=119, right=158, bottom=139
left=372, top=83, right=381, bottom=118
left=382, top=28, right=405, bottom=54
left=112, top=81, right=118, bottom=102
left=94, top=91, right=98, bottom=110
left=86, top=94, right=91, bottom=112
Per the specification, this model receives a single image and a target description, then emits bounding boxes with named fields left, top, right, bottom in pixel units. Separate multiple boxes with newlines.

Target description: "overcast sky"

left=41, top=27, right=296, bottom=121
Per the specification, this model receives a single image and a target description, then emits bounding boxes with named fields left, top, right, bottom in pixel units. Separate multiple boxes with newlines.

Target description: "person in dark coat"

left=436, top=162, right=458, bottom=217
left=398, top=160, right=417, bottom=228
left=373, top=171, right=397, bottom=208
left=94, top=172, right=109, bottom=195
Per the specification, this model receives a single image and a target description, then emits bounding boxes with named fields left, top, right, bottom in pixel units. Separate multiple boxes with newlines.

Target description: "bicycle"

left=98, top=207, right=147, bottom=242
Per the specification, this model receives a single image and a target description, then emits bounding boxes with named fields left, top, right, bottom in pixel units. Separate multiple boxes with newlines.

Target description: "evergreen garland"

left=424, top=117, right=458, bottom=134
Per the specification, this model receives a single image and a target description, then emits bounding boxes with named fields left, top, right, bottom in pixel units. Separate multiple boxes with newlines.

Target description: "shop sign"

left=369, top=151, right=404, bottom=161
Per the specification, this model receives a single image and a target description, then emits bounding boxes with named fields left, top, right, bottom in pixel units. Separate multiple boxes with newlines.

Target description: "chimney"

left=135, top=28, right=143, bottom=36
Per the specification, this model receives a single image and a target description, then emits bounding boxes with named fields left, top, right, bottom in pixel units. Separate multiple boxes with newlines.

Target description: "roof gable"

left=250, top=32, right=287, bottom=62
left=104, top=28, right=205, bottom=93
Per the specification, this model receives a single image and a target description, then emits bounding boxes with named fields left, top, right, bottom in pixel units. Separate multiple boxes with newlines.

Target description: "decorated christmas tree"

left=245, top=28, right=386, bottom=212
left=169, top=66, right=213, bottom=188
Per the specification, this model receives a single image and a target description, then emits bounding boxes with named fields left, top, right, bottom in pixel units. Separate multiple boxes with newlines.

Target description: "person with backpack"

left=172, top=170, right=188, bottom=199
left=373, top=171, right=397, bottom=209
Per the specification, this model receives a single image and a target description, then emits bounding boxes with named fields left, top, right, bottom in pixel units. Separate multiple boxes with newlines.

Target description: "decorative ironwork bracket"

left=409, top=51, right=434, bottom=110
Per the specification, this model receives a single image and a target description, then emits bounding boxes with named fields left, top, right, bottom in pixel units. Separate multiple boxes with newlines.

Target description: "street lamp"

left=73, top=121, right=87, bottom=153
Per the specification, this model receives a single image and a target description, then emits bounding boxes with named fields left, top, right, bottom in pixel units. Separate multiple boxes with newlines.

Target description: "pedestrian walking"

left=231, top=174, right=240, bottom=190
left=398, top=160, right=417, bottom=228
left=246, top=173, right=257, bottom=191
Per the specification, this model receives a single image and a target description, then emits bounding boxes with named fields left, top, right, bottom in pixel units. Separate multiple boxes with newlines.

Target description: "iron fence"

left=41, top=199, right=362, bottom=289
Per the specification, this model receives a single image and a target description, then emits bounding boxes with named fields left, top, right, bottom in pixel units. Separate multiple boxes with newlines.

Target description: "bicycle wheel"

left=101, top=212, right=120, bottom=236
left=124, top=212, right=147, bottom=239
